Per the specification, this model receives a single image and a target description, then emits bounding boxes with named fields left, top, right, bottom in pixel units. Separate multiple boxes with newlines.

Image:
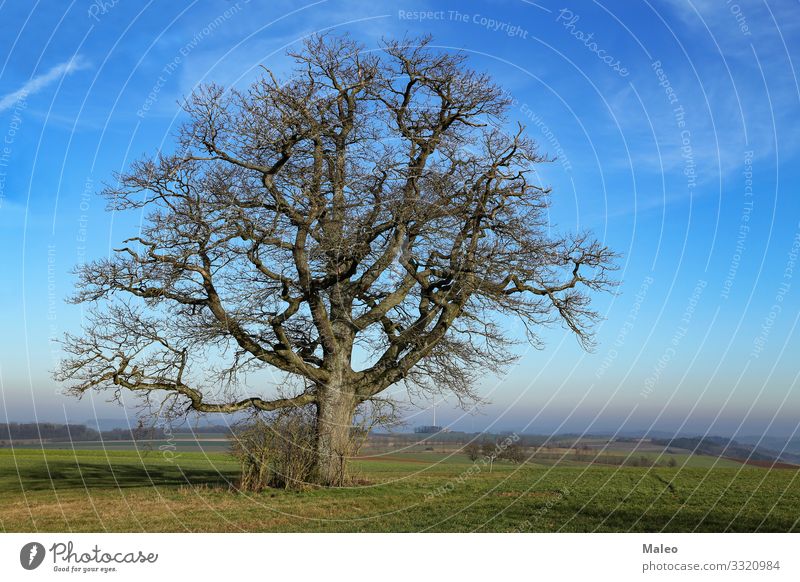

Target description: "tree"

left=499, top=442, right=525, bottom=464
left=464, top=441, right=481, bottom=462
left=55, top=35, right=616, bottom=486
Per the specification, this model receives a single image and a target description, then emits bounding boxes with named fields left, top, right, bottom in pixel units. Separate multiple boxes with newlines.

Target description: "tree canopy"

left=56, top=35, right=616, bottom=485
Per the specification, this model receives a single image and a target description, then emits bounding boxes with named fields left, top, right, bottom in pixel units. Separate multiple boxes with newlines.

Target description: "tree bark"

left=314, top=377, right=357, bottom=486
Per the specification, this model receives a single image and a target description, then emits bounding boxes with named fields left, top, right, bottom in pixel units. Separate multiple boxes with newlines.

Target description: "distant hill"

left=1, top=422, right=99, bottom=442
left=85, top=418, right=133, bottom=431
left=735, top=435, right=800, bottom=457
left=652, top=436, right=800, bottom=466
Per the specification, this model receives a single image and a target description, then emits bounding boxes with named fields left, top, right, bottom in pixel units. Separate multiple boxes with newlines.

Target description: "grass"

left=0, top=448, right=797, bottom=532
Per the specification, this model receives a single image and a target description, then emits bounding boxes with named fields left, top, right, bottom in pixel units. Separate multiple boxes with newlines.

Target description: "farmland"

left=0, top=446, right=797, bottom=532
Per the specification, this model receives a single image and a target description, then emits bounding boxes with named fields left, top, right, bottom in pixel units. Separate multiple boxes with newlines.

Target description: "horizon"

left=3, top=416, right=799, bottom=441
left=2, top=413, right=798, bottom=440
left=1, top=0, right=799, bottom=443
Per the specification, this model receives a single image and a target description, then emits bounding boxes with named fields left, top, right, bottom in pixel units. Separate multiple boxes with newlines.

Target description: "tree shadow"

left=1, top=458, right=237, bottom=492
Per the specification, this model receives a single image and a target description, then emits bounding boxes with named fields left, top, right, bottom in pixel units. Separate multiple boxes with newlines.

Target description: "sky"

left=0, top=0, right=799, bottom=438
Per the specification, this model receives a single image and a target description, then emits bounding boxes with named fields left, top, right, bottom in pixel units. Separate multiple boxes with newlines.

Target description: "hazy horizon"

left=2, top=0, right=799, bottom=443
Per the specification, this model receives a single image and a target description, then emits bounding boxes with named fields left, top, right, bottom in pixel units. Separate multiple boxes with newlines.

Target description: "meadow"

left=0, top=446, right=798, bottom=532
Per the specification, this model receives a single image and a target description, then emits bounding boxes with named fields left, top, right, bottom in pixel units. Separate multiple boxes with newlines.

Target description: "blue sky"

left=1, top=0, right=799, bottom=437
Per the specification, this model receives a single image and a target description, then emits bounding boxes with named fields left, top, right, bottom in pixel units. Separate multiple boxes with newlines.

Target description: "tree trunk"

left=314, top=381, right=356, bottom=486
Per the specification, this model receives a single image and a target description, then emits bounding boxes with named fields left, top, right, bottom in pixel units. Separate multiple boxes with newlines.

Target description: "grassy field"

left=0, top=448, right=798, bottom=532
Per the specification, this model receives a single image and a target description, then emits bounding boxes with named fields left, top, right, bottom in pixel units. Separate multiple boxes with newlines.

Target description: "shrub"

left=499, top=442, right=525, bottom=464
left=230, top=407, right=318, bottom=491
left=480, top=441, right=497, bottom=458
left=464, top=442, right=481, bottom=461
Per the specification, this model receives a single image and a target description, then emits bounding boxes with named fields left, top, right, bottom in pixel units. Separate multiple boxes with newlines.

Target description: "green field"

left=0, top=448, right=798, bottom=532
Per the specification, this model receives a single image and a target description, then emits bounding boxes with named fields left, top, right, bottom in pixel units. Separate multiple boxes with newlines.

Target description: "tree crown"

left=56, top=35, right=617, bottom=419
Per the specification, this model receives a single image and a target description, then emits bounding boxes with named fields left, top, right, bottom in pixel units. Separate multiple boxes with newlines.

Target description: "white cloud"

left=0, top=55, right=89, bottom=113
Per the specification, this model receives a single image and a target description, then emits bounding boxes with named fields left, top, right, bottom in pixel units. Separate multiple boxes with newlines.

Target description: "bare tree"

left=499, top=442, right=525, bottom=464
left=464, top=441, right=481, bottom=462
left=55, top=35, right=616, bottom=486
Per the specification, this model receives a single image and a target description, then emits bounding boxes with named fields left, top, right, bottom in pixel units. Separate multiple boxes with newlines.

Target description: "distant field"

left=0, top=448, right=797, bottom=532
left=6, top=437, right=748, bottom=468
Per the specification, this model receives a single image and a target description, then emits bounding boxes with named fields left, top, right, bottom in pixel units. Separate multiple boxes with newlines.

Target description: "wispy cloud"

left=0, top=55, right=88, bottom=113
